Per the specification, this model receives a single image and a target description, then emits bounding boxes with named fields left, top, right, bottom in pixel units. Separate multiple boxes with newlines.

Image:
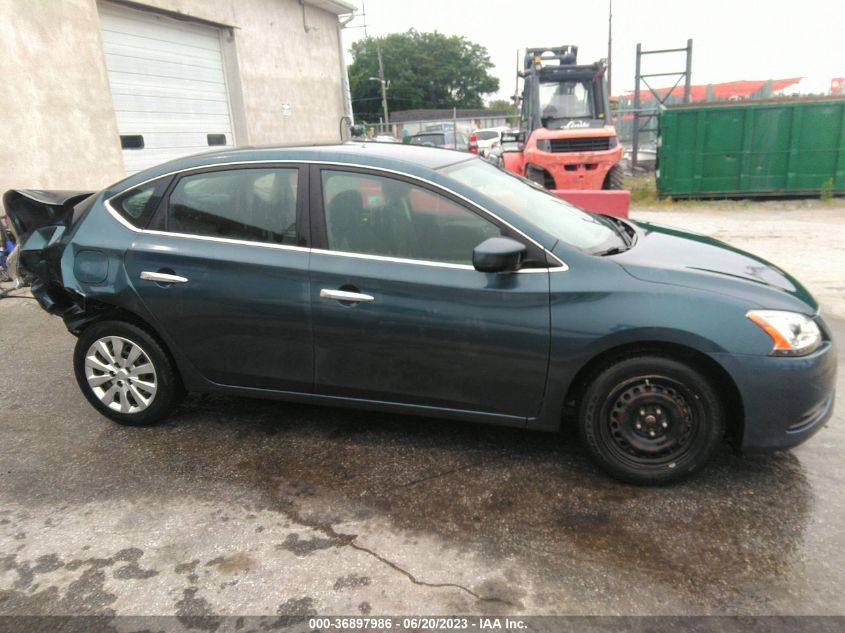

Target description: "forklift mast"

left=519, top=45, right=612, bottom=131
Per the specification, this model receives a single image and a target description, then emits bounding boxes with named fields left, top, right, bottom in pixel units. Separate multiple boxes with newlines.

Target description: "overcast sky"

left=340, top=0, right=845, bottom=100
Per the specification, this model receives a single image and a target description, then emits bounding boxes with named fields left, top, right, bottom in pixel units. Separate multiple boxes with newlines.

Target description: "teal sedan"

left=4, top=143, right=836, bottom=484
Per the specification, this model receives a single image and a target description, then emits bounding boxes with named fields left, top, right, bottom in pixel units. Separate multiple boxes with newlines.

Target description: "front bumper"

left=711, top=340, right=837, bottom=450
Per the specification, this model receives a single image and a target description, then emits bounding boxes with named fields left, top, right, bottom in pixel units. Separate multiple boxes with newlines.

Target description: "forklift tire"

left=525, top=165, right=554, bottom=190
left=603, top=164, right=625, bottom=190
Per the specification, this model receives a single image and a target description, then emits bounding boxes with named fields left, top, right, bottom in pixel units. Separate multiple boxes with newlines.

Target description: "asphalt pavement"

left=0, top=204, right=842, bottom=622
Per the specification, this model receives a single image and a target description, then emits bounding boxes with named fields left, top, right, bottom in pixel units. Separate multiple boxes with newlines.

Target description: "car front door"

left=308, top=166, right=551, bottom=420
left=123, top=164, right=313, bottom=392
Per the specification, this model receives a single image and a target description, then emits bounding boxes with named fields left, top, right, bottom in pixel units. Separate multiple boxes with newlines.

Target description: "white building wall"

left=0, top=0, right=126, bottom=196
left=136, top=0, right=349, bottom=145
left=0, top=0, right=350, bottom=197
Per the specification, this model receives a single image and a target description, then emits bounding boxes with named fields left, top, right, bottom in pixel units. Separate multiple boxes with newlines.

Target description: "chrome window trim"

left=309, top=248, right=565, bottom=274
left=147, top=229, right=308, bottom=253
left=102, top=159, right=569, bottom=272
left=310, top=247, right=474, bottom=270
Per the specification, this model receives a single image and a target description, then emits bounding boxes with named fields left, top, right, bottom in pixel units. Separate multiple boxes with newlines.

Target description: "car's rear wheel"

left=578, top=356, right=724, bottom=484
left=73, top=320, right=181, bottom=426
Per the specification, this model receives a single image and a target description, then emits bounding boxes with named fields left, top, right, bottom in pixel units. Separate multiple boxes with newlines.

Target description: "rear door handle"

left=140, top=271, right=189, bottom=284
left=320, top=288, right=374, bottom=303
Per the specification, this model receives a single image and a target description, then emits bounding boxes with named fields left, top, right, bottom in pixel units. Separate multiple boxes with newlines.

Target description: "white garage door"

left=98, top=2, right=235, bottom=174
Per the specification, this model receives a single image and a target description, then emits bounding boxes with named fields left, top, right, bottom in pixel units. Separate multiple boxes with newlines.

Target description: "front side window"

left=165, top=168, right=299, bottom=245
left=321, top=170, right=501, bottom=265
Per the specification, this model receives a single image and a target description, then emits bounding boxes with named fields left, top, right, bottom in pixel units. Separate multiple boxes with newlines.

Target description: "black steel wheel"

left=579, top=356, right=724, bottom=484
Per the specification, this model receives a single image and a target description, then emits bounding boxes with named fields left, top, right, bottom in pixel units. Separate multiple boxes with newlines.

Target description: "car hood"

left=610, top=221, right=818, bottom=313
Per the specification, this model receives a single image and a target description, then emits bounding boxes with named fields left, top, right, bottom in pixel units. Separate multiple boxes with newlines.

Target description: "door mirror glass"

left=473, top=237, right=527, bottom=273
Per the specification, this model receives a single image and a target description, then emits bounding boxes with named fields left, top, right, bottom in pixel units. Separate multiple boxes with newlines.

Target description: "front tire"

left=73, top=320, right=181, bottom=426
left=578, top=356, right=724, bottom=484
left=602, top=163, right=625, bottom=190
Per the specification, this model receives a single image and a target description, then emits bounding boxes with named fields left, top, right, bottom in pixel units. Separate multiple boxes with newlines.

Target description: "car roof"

left=109, top=142, right=473, bottom=193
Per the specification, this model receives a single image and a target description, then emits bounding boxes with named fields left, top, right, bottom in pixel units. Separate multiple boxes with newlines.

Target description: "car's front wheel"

left=73, top=320, right=181, bottom=426
left=578, top=356, right=724, bottom=484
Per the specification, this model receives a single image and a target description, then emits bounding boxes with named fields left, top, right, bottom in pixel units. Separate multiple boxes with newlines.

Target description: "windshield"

left=539, top=80, right=595, bottom=120
left=442, top=159, right=623, bottom=253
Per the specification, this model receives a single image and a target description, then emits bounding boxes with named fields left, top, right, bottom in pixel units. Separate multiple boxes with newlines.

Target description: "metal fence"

left=353, top=112, right=658, bottom=172
left=356, top=115, right=518, bottom=142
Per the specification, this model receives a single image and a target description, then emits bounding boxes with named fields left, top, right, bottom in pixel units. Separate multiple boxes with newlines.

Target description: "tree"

left=487, top=98, right=518, bottom=118
left=348, top=30, right=499, bottom=122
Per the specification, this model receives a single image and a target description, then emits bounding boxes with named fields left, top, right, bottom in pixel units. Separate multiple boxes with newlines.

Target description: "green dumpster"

left=656, top=97, right=845, bottom=198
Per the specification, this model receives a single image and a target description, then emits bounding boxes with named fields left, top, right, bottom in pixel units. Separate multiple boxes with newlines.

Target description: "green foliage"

left=820, top=177, right=834, bottom=201
left=487, top=98, right=518, bottom=117
left=348, top=30, right=499, bottom=121
left=627, top=176, right=658, bottom=204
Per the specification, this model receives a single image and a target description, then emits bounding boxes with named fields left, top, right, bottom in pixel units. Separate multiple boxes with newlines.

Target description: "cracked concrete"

left=0, top=204, right=843, bottom=617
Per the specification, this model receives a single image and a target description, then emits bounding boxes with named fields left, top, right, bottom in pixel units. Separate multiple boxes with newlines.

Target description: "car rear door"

left=123, top=164, right=313, bottom=392
left=307, top=165, right=551, bottom=420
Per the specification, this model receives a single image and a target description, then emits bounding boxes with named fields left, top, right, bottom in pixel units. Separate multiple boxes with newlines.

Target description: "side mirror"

left=473, top=237, right=527, bottom=273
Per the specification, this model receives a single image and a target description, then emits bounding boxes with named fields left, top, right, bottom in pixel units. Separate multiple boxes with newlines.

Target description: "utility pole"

left=376, top=43, right=389, bottom=129
left=607, top=0, right=613, bottom=97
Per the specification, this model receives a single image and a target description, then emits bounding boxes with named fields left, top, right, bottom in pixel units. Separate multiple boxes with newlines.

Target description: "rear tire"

left=525, top=165, right=554, bottom=189
left=578, top=356, right=724, bottom=485
left=73, top=320, right=181, bottom=426
left=602, top=163, right=625, bottom=190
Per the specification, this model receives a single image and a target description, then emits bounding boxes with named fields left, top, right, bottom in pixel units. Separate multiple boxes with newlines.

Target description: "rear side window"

left=110, top=178, right=169, bottom=228
left=165, top=168, right=299, bottom=246
left=411, top=134, right=444, bottom=146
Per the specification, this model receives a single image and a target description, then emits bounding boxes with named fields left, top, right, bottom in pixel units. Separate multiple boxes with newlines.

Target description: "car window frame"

left=147, top=163, right=310, bottom=248
left=102, top=159, right=565, bottom=271
left=308, top=164, right=549, bottom=269
left=109, top=175, right=173, bottom=230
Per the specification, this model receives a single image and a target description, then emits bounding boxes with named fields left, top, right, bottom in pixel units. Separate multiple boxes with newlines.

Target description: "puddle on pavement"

left=3, top=388, right=814, bottom=605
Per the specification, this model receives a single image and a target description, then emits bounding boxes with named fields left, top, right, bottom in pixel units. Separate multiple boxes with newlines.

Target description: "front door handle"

left=140, top=271, right=189, bottom=284
left=320, top=288, right=374, bottom=303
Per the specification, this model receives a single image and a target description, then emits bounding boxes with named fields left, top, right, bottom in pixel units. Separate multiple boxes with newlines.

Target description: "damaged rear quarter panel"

left=24, top=191, right=211, bottom=392
left=33, top=194, right=153, bottom=333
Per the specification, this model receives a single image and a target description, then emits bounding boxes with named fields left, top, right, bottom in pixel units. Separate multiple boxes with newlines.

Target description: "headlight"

left=536, top=139, right=551, bottom=152
left=747, top=310, right=822, bottom=356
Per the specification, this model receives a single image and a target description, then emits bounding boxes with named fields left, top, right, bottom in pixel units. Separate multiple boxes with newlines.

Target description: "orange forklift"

left=502, top=46, right=628, bottom=213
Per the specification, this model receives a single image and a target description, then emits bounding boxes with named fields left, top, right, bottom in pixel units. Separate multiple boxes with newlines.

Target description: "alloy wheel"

left=84, top=336, right=158, bottom=414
